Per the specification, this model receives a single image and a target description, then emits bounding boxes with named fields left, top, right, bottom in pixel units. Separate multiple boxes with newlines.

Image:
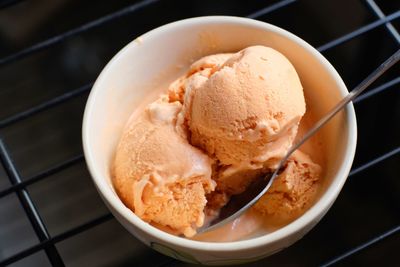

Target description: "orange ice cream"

left=113, top=45, right=321, bottom=239
left=188, top=46, right=305, bottom=166
left=185, top=46, right=306, bottom=196
left=113, top=97, right=215, bottom=237
left=253, top=150, right=321, bottom=224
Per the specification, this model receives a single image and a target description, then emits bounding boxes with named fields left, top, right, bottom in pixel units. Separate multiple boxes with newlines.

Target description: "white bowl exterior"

left=83, top=16, right=357, bottom=265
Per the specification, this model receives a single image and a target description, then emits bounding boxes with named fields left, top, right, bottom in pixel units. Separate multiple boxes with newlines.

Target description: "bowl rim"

left=82, top=16, right=357, bottom=252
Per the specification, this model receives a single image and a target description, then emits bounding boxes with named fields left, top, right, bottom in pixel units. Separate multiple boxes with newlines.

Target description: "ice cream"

left=253, top=150, right=321, bottom=224
left=113, top=45, right=322, bottom=238
left=113, top=97, right=215, bottom=237
left=188, top=46, right=305, bottom=167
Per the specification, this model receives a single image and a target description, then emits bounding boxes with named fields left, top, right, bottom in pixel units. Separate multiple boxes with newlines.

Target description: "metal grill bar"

left=0, top=140, right=64, bottom=266
left=317, top=10, right=400, bottom=52
left=349, top=146, right=400, bottom=177
left=0, top=154, right=84, bottom=199
left=0, top=213, right=112, bottom=266
left=321, top=225, right=400, bottom=267
left=0, top=83, right=92, bottom=129
left=0, top=0, right=161, bottom=67
left=247, top=0, right=296, bottom=19
left=51, top=213, right=113, bottom=244
left=354, top=76, right=400, bottom=103
left=365, top=0, right=400, bottom=44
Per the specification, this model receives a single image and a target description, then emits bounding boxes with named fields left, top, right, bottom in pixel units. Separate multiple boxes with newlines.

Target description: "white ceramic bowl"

left=82, top=16, right=357, bottom=265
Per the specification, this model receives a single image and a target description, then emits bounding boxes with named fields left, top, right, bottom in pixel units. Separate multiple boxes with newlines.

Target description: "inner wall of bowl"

left=88, top=18, right=348, bottom=227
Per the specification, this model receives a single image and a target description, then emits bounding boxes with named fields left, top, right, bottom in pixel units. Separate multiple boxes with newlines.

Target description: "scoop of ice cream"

left=253, top=150, right=321, bottom=224
left=187, top=46, right=305, bottom=170
left=179, top=46, right=306, bottom=197
left=113, top=97, right=215, bottom=237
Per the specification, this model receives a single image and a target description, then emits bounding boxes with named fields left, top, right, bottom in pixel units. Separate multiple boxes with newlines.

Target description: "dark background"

left=0, top=0, right=399, bottom=266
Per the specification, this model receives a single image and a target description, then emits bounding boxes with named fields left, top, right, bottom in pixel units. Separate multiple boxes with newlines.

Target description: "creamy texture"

left=188, top=46, right=305, bottom=166
left=184, top=46, right=306, bottom=201
left=113, top=97, right=215, bottom=237
left=253, top=150, right=321, bottom=223
left=113, top=46, right=322, bottom=239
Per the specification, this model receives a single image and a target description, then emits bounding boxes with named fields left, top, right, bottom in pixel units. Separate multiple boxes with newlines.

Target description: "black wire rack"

left=0, top=0, right=399, bottom=266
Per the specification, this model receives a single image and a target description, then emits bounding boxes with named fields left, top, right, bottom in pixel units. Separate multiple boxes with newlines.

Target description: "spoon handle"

left=285, top=49, right=400, bottom=163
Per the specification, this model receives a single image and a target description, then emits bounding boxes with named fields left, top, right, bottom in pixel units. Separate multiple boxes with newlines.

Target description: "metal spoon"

left=201, top=49, right=400, bottom=233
